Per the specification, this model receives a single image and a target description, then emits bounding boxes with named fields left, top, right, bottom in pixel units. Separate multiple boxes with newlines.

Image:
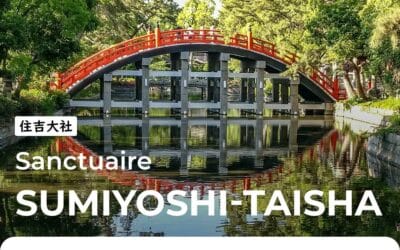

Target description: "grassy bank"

left=342, top=97, right=400, bottom=112
left=359, top=97, right=400, bottom=112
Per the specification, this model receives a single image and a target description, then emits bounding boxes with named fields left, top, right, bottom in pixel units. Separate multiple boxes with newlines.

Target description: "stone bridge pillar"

left=220, top=53, right=229, bottom=115
left=256, top=61, right=266, bottom=115
left=101, top=74, right=112, bottom=114
left=290, top=76, right=300, bottom=115
left=141, top=58, right=151, bottom=115
left=180, top=52, right=190, bottom=115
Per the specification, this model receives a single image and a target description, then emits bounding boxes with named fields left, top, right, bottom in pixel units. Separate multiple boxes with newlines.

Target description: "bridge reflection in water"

left=52, top=115, right=338, bottom=236
left=56, top=116, right=334, bottom=192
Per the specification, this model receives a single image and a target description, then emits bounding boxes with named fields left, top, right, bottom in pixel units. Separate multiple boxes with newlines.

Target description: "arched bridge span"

left=52, top=29, right=346, bottom=115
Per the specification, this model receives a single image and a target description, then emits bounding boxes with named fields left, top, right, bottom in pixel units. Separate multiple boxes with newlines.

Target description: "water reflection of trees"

left=222, top=128, right=400, bottom=242
left=0, top=138, right=118, bottom=241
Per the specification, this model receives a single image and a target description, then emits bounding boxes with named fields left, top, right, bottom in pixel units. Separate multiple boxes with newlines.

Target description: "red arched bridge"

left=51, top=28, right=347, bottom=115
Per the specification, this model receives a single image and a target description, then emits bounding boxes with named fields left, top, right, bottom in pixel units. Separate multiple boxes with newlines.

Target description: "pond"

left=0, top=113, right=399, bottom=241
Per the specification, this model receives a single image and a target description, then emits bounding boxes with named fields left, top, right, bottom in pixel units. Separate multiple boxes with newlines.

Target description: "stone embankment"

left=367, top=133, right=400, bottom=187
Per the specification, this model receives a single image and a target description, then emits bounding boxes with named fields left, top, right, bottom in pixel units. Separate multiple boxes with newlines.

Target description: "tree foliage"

left=177, top=0, right=217, bottom=29
left=220, top=0, right=400, bottom=99
left=219, top=0, right=308, bottom=52
left=1, top=0, right=400, bottom=99
left=0, top=0, right=97, bottom=79
left=364, top=0, right=400, bottom=94
left=82, top=0, right=179, bottom=51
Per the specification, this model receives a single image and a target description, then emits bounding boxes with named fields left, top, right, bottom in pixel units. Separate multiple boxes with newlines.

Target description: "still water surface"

left=0, top=114, right=399, bottom=241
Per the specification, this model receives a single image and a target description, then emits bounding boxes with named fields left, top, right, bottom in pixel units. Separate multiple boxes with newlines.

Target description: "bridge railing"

left=310, top=70, right=339, bottom=98
left=58, top=33, right=156, bottom=89
left=159, top=29, right=225, bottom=46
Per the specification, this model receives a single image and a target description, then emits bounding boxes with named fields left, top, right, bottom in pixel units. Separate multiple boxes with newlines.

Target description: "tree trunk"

left=343, top=71, right=356, bottom=99
left=353, top=66, right=367, bottom=100
left=370, top=75, right=376, bottom=89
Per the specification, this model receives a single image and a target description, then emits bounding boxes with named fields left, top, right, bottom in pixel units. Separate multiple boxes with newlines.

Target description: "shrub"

left=19, top=89, right=52, bottom=114
left=0, top=96, right=20, bottom=119
left=49, top=90, right=69, bottom=110
left=19, top=88, right=68, bottom=115
left=375, top=115, right=400, bottom=135
left=359, top=97, right=400, bottom=112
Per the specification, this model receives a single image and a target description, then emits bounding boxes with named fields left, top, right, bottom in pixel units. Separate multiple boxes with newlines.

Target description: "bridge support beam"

left=256, top=61, right=266, bottom=115
left=141, top=58, right=151, bottom=115
left=220, top=53, right=229, bottom=115
left=180, top=52, right=190, bottom=115
left=102, top=74, right=112, bottom=114
left=290, top=76, right=300, bottom=115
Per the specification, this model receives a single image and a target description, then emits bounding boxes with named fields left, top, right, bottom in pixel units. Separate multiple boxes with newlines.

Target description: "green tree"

left=219, top=0, right=388, bottom=99
left=305, top=0, right=370, bottom=100
left=219, top=0, right=307, bottom=51
left=361, top=0, right=400, bottom=95
left=82, top=0, right=179, bottom=52
left=0, top=0, right=97, bottom=87
left=177, top=0, right=217, bottom=29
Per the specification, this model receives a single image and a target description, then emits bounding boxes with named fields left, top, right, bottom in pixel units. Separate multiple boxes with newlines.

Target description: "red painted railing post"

left=333, top=78, right=339, bottom=99
left=146, top=28, right=151, bottom=48
left=247, top=26, right=253, bottom=50
left=155, top=23, right=161, bottom=47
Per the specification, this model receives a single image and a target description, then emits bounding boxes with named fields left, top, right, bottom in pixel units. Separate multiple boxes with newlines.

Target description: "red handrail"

left=52, top=29, right=344, bottom=100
